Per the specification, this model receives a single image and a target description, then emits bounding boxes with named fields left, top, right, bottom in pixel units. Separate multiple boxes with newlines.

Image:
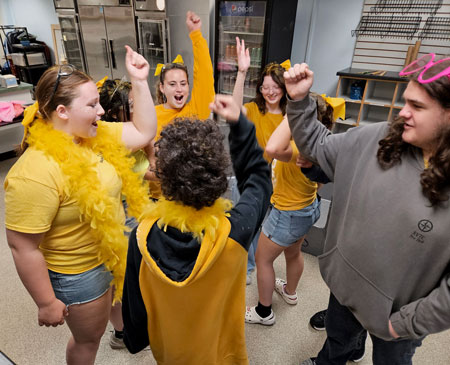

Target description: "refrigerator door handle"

left=101, top=38, right=110, bottom=69
left=109, top=39, right=117, bottom=69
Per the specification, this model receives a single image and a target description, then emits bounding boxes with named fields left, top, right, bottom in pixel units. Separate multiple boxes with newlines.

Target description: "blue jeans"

left=316, top=293, right=423, bottom=365
left=49, top=264, right=112, bottom=306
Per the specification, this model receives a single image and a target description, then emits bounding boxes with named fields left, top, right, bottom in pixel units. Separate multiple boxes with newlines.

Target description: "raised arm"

left=232, top=37, right=250, bottom=109
left=186, top=11, right=215, bottom=119
left=284, top=63, right=340, bottom=180
left=210, top=95, right=272, bottom=248
left=265, top=116, right=293, bottom=162
left=6, top=229, right=68, bottom=327
left=121, top=45, right=156, bottom=151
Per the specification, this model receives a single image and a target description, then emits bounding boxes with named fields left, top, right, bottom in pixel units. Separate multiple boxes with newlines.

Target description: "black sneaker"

left=300, top=358, right=317, bottom=365
left=349, top=334, right=366, bottom=362
left=309, top=309, right=327, bottom=331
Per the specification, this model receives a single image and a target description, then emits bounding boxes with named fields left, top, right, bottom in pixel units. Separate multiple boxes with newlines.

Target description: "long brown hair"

left=253, top=62, right=287, bottom=115
left=377, top=61, right=450, bottom=206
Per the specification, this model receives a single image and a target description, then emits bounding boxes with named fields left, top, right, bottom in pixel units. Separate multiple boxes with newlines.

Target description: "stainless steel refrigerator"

left=134, top=0, right=171, bottom=101
left=78, top=0, right=137, bottom=81
left=214, top=0, right=298, bottom=103
left=53, top=0, right=87, bottom=72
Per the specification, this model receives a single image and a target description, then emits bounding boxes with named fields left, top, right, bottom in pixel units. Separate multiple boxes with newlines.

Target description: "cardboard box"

left=0, top=75, right=18, bottom=88
left=10, top=52, right=45, bottom=66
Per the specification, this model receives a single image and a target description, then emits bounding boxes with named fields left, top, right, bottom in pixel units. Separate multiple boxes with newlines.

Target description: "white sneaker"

left=245, top=306, right=275, bottom=326
left=109, top=332, right=126, bottom=349
left=274, top=278, right=298, bottom=305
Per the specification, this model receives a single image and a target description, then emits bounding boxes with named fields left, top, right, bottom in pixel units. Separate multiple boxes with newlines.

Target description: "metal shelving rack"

left=351, top=15, right=421, bottom=39
left=371, top=0, right=443, bottom=15
left=418, top=17, right=450, bottom=40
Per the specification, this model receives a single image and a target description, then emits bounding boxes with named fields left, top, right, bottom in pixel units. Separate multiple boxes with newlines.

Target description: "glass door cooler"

left=215, top=1, right=267, bottom=102
left=214, top=0, right=298, bottom=103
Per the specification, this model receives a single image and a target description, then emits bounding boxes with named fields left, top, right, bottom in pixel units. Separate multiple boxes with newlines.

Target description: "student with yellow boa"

left=4, top=46, right=156, bottom=364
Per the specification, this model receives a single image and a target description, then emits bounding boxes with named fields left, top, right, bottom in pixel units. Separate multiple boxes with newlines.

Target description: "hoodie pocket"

left=319, top=246, right=394, bottom=340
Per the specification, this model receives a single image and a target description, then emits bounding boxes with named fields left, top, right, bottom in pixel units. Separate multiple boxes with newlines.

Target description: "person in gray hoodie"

left=283, top=56, right=450, bottom=365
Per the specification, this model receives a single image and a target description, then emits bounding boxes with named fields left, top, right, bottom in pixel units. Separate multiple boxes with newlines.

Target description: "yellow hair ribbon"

left=21, top=101, right=40, bottom=149
left=154, top=63, right=164, bottom=76
left=154, top=54, right=185, bottom=76
left=96, top=76, right=108, bottom=89
left=172, top=54, right=184, bottom=64
left=280, top=59, right=291, bottom=70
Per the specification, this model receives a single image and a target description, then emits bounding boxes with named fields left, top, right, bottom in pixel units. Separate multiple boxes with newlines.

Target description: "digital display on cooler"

left=220, top=1, right=266, bottom=17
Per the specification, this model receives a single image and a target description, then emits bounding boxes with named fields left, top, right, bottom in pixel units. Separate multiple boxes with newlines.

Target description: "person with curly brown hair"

left=283, top=57, right=450, bottom=365
left=121, top=95, right=272, bottom=364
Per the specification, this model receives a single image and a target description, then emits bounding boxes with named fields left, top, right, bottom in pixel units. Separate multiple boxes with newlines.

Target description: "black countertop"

left=337, top=67, right=408, bottom=82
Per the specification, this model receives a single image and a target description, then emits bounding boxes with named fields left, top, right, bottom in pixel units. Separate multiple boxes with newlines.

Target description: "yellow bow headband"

left=280, top=59, right=291, bottom=70
left=96, top=76, right=108, bottom=90
left=154, top=54, right=184, bottom=76
left=21, top=101, right=40, bottom=149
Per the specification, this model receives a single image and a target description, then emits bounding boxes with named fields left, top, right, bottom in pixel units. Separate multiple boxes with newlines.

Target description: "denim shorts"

left=262, top=198, right=320, bottom=247
left=48, top=264, right=113, bottom=306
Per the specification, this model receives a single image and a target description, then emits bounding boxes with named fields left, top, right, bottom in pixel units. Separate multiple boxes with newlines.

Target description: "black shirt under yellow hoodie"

left=122, top=113, right=272, bottom=364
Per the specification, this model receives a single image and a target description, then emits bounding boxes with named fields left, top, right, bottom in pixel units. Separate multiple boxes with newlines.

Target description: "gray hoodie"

left=288, top=95, right=450, bottom=341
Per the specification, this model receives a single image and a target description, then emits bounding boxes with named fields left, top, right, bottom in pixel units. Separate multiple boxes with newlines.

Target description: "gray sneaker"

left=109, top=332, right=126, bottom=349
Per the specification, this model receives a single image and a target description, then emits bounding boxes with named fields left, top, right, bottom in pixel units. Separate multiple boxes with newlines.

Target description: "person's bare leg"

left=255, top=233, right=285, bottom=306
left=283, top=238, right=304, bottom=295
left=110, top=286, right=123, bottom=332
left=65, top=288, right=112, bottom=365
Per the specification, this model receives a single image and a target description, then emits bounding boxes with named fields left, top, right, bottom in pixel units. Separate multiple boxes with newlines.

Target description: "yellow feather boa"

left=26, top=117, right=151, bottom=303
left=142, top=197, right=233, bottom=242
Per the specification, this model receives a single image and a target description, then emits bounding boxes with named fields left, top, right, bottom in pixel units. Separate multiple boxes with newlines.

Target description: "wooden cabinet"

left=335, top=68, right=408, bottom=127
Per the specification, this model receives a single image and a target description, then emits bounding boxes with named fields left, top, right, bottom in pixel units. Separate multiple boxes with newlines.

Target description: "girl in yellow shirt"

left=149, top=10, right=215, bottom=199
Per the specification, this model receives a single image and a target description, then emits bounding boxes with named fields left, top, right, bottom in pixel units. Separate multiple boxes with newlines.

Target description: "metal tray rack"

left=418, top=17, right=450, bottom=40
left=351, top=15, right=421, bottom=39
left=371, top=0, right=443, bottom=15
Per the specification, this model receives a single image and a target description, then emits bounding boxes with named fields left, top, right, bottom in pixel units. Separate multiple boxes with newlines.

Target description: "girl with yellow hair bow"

left=148, top=10, right=216, bottom=200
left=232, top=37, right=321, bottom=326
left=4, top=45, right=156, bottom=363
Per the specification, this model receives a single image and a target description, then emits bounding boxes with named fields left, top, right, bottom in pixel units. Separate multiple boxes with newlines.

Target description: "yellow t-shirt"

left=4, top=122, right=125, bottom=274
left=244, top=102, right=284, bottom=163
left=131, top=149, right=149, bottom=177
left=270, top=141, right=317, bottom=211
left=151, top=29, right=215, bottom=199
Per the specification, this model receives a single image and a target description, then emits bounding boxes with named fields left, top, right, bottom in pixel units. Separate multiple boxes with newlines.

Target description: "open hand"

left=284, top=63, right=314, bottom=101
left=186, top=11, right=201, bottom=33
left=125, top=45, right=149, bottom=82
left=210, top=94, right=240, bottom=122
left=236, top=37, right=250, bottom=72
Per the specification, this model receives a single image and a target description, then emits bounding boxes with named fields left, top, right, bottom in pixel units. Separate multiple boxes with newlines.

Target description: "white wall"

left=291, top=0, right=364, bottom=96
left=3, top=0, right=58, bottom=63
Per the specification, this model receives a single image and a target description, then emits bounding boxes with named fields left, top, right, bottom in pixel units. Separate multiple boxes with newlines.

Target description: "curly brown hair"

left=99, top=78, right=132, bottom=122
left=155, top=118, right=230, bottom=209
left=311, top=92, right=334, bottom=130
left=377, top=60, right=450, bottom=206
left=253, top=62, right=287, bottom=115
left=421, top=124, right=450, bottom=205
